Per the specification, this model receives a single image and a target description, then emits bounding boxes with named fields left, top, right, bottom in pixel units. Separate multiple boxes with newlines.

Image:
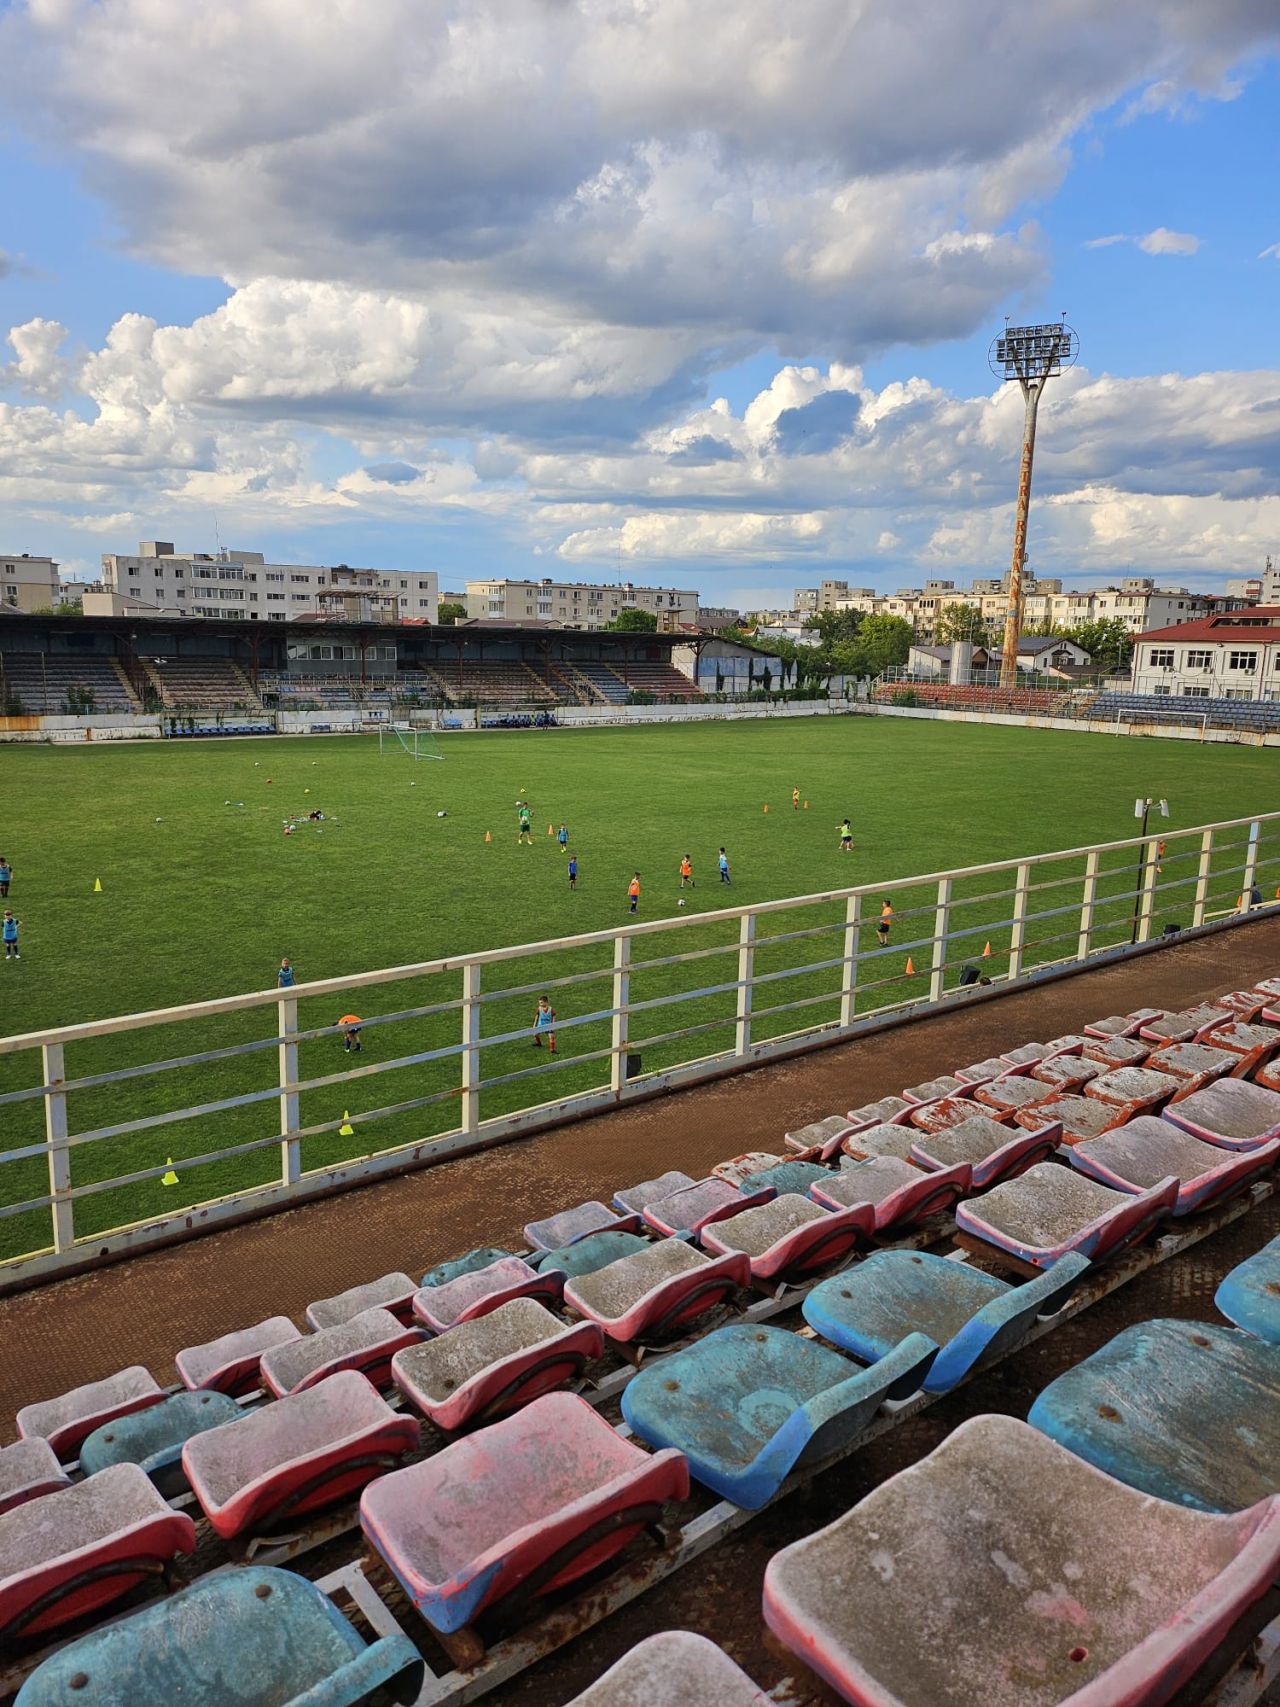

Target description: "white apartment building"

left=1, top=554, right=60, bottom=613
left=465, top=577, right=699, bottom=629
left=94, top=542, right=438, bottom=623
left=1130, top=609, right=1280, bottom=702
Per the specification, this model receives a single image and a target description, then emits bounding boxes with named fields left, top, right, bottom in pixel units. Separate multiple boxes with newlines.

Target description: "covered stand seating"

left=0, top=1465, right=195, bottom=1641
left=762, top=1413, right=1280, bottom=1707
left=809, top=1156, right=971, bottom=1234
left=412, top=1257, right=563, bottom=1334
left=564, top=1631, right=769, bottom=1706
left=563, top=1240, right=750, bottom=1346
left=700, top=1195, right=875, bottom=1286
left=955, top=1164, right=1179, bottom=1268
left=360, top=1392, right=688, bottom=1638
left=1066, top=1118, right=1279, bottom=1216
left=16, top=1369, right=165, bottom=1462
left=258, top=1308, right=422, bottom=1398
left=79, top=1390, right=241, bottom=1496
left=621, top=1323, right=934, bottom=1509
left=1028, top=1318, right=1280, bottom=1513
left=1215, top=1231, right=1280, bottom=1343
left=392, top=1299, right=604, bottom=1431
left=182, top=1370, right=419, bottom=1541
left=306, top=1272, right=418, bottom=1330
left=12, top=1565, right=425, bottom=1707
left=0, top=1443, right=70, bottom=1520
left=1163, top=1080, right=1280, bottom=1149
left=175, top=1318, right=302, bottom=1397
left=802, top=1250, right=1088, bottom=1394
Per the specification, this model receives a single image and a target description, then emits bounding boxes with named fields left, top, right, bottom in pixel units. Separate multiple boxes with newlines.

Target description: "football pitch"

left=0, top=715, right=1274, bottom=1261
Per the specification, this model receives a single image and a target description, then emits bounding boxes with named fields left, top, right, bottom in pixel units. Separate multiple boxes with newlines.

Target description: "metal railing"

left=1, top=810, right=1277, bottom=1284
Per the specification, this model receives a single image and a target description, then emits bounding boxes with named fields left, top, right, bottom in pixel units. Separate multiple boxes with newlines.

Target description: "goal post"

left=378, top=723, right=443, bottom=760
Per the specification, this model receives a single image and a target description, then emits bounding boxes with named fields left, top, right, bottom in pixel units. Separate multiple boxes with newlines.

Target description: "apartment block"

left=465, top=577, right=699, bottom=629
left=1, top=554, right=60, bottom=613
left=1131, top=609, right=1280, bottom=701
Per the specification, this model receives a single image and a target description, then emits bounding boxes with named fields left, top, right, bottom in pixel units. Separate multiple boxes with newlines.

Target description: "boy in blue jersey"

left=0, top=858, right=11, bottom=898
left=2, top=910, right=19, bottom=960
left=568, top=854, right=578, bottom=890
left=718, top=847, right=731, bottom=884
left=531, top=995, right=556, bottom=1053
left=557, top=823, right=569, bottom=851
left=277, top=958, right=296, bottom=988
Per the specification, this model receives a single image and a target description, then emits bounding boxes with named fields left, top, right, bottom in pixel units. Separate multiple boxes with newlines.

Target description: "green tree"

left=1066, top=617, right=1134, bottom=674
left=436, top=601, right=468, bottom=625
left=933, top=602, right=989, bottom=645
left=809, top=608, right=864, bottom=649
left=852, top=613, right=914, bottom=677
left=607, top=607, right=658, bottom=632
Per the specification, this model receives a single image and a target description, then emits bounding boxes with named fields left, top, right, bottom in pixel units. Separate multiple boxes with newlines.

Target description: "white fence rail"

left=1, top=811, right=1277, bottom=1285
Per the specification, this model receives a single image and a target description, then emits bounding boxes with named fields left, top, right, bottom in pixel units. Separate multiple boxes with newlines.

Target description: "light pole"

left=1130, top=795, right=1169, bottom=945
left=988, top=319, right=1079, bottom=687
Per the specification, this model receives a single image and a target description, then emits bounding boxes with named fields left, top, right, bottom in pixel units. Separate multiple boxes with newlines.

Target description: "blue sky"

left=1, top=2, right=1277, bottom=606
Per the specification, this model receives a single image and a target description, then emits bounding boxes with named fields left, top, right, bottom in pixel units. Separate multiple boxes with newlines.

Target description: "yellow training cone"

left=905, top=956, right=915, bottom=976
left=93, top=877, right=102, bottom=893
left=161, top=1159, right=179, bottom=1186
left=338, top=1111, right=355, bottom=1137
left=803, top=800, right=809, bottom=809
left=763, top=803, right=769, bottom=813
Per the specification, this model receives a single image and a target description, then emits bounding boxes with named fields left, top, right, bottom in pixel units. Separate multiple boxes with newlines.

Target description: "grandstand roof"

left=1139, top=607, right=1280, bottom=643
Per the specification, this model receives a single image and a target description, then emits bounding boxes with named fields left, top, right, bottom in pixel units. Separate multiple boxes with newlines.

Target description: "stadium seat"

left=1197, top=1019, right=1280, bottom=1078
left=973, top=1071, right=1057, bottom=1115
left=1215, top=1232, right=1280, bottom=1343
left=306, top=1272, right=418, bottom=1329
left=531, top=1229, right=651, bottom=1279
left=900, top=1074, right=964, bottom=1104
left=955, top=1164, right=1178, bottom=1267
left=524, top=1202, right=641, bottom=1250
left=1214, top=991, right=1268, bottom=1022
left=79, top=1390, right=241, bottom=1496
left=700, top=1195, right=875, bottom=1285
left=1084, top=1009, right=1162, bottom=1039
left=953, top=1056, right=1008, bottom=1085
left=611, top=1171, right=697, bottom=1216
left=1143, top=1040, right=1235, bottom=1092
left=182, top=1370, right=419, bottom=1541
left=1162, top=1079, right=1280, bottom=1149
left=1257, top=1057, right=1280, bottom=1094
left=1013, top=1092, right=1116, bottom=1144
left=1030, top=1050, right=1100, bottom=1093
left=412, top=1256, right=564, bottom=1333
left=908, top=1112, right=1062, bottom=1189
left=620, top=1324, right=934, bottom=1508
left=1027, top=1318, right=1280, bottom=1513
left=839, top=1121, right=921, bottom=1162
left=845, top=1094, right=912, bottom=1127
left=734, top=1158, right=831, bottom=1196
left=709, top=1152, right=786, bottom=1186
left=999, top=1041, right=1050, bottom=1066
left=641, top=1177, right=772, bottom=1239
left=563, top=1239, right=750, bottom=1346
left=1066, top=1118, right=1279, bottom=1216
left=783, top=1115, right=858, bottom=1156
left=562, top=1631, right=769, bottom=1705
left=392, top=1299, right=604, bottom=1431
left=0, top=1465, right=195, bottom=1640
left=809, top=1156, right=971, bottom=1233
left=12, top=1565, right=425, bottom=1707
left=0, top=1441, right=70, bottom=1519
left=1083, top=1064, right=1181, bottom=1120
left=1080, top=1035, right=1150, bottom=1069
left=175, top=1317, right=301, bottom=1396
left=16, top=1367, right=166, bottom=1462
left=905, top=1091, right=985, bottom=1135
left=259, top=1308, right=423, bottom=1397
left=419, top=1247, right=516, bottom=1289
left=360, top=1391, right=689, bottom=1635
left=802, top=1250, right=1087, bottom=1394
left=762, top=1413, right=1280, bottom=1707
left=1140, top=1004, right=1231, bottom=1044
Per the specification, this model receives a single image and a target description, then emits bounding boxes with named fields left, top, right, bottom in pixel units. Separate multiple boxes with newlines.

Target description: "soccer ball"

left=437, top=810, right=447, bottom=818
left=677, top=898, right=687, bottom=908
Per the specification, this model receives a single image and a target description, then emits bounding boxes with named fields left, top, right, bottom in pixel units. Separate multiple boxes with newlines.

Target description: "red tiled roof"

left=1137, top=608, right=1280, bottom=644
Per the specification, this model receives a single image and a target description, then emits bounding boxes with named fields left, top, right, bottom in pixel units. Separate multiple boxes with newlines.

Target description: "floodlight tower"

left=988, top=318, right=1079, bottom=686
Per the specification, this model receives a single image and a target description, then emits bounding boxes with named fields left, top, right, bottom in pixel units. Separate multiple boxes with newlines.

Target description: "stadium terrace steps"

left=0, top=652, right=141, bottom=713
left=145, top=657, right=263, bottom=711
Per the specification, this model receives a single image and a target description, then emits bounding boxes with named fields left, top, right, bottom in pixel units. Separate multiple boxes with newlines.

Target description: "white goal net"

left=378, top=724, right=444, bottom=760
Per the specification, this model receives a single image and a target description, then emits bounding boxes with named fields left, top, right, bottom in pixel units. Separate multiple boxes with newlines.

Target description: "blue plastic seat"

left=736, top=1159, right=832, bottom=1197
left=1028, top=1318, right=1280, bottom=1513
left=621, top=1323, right=934, bottom=1508
left=420, top=1247, right=514, bottom=1289
left=13, top=1565, right=423, bottom=1706
left=532, top=1229, right=651, bottom=1278
left=802, top=1248, right=1089, bottom=1393
left=79, top=1389, right=241, bottom=1496
left=1215, top=1231, right=1280, bottom=1343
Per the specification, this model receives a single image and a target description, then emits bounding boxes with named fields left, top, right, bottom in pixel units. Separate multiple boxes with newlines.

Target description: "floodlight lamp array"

left=989, top=322, right=1078, bottom=381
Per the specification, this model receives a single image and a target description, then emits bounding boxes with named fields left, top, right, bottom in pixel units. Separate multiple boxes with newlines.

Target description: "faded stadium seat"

left=973, top=1072, right=1058, bottom=1115
left=182, top=1370, right=419, bottom=1541
left=700, top=1195, right=875, bottom=1285
left=0, top=1465, right=195, bottom=1640
left=784, top=1115, right=857, bottom=1156
left=0, top=1441, right=70, bottom=1519
left=412, top=1256, right=564, bottom=1333
left=1084, top=1008, right=1162, bottom=1039
left=641, top=1177, right=772, bottom=1239
left=955, top=1164, right=1178, bottom=1268
left=392, top=1299, right=603, bottom=1431
left=908, top=1111, right=1062, bottom=1189
left=360, top=1392, right=688, bottom=1635
left=1066, top=1118, right=1279, bottom=1216
left=621, top=1323, right=934, bottom=1508
left=802, top=1250, right=1087, bottom=1394
left=1028, top=1318, right=1280, bottom=1513
left=1080, top=1035, right=1150, bottom=1069
left=763, top=1414, right=1280, bottom=1707
left=999, top=1041, right=1050, bottom=1066
left=306, top=1272, right=418, bottom=1329
left=1014, top=1092, right=1117, bottom=1144
left=79, top=1390, right=241, bottom=1496
left=563, top=1631, right=769, bottom=1705
left=175, top=1317, right=302, bottom=1396
left=1140, top=1004, right=1231, bottom=1045
left=563, top=1240, right=750, bottom=1345
left=905, top=1090, right=985, bottom=1135
left=734, top=1158, right=831, bottom=1197
left=1083, top=1065, right=1181, bottom=1121
left=953, top=1056, right=1008, bottom=1085
left=531, top=1229, right=651, bottom=1279
left=1143, top=1040, right=1235, bottom=1093
left=259, top=1308, right=423, bottom=1397
left=838, top=1122, right=922, bottom=1163
left=1197, top=1019, right=1280, bottom=1078
left=1162, top=1079, right=1280, bottom=1149
left=524, top=1201, right=641, bottom=1250
left=1212, top=990, right=1267, bottom=1022
left=13, top=1565, right=424, bottom=1707
left=1215, top=1232, right=1280, bottom=1344
left=900, top=1074, right=964, bottom=1104
left=611, top=1170, right=697, bottom=1215
left=709, top=1152, right=787, bottom=1187
left=419, top=1247, right=515, bottom=1290
left=16, top=1367, right=166, bottom=1462
left=809, top=1156, right=971, bottom=1234
left=1029, top=1049, right=1100, bottom=1094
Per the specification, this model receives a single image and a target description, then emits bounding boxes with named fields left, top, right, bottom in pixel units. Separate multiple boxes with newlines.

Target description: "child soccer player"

left=531, top=995, right=556, bottom=1052
left=518, top=804, right=533, bottom=845
left=558, top=823, right=569, bottom=850
left=2, top=910, right=18, bottom=960
left=277, top=958, right=296, bottom=988
left=718, top=847, right=731, bottom=884
left=339, top=1014, right=362, bottom=1053
left=838, top=818, right=853, bottom=853
left=0, top=858, right=11, bottom=897
left=568, top=853, right=578, bottom=890
left=876, top=901, right=893, bottom=947
left=792, top=787, right=800, bottom=811
left=679, top=854, right=695, bottom=888
left=628, top=872, right=641, bottom=913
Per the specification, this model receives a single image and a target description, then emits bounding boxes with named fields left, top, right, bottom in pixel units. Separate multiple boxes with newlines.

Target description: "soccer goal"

left=378, top=723, right=443, bottom=760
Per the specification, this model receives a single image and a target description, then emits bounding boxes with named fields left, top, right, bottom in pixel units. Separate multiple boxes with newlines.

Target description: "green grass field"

left=1, top=716, right=1275, bottom=1261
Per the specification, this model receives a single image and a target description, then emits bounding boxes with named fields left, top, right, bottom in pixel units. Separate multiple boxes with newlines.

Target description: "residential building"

left=96, top=541, right=438, bottom=623
left=907, top=636, right=1092, bottom=678
left=793, top=588, right=819, bottom=614
left=464, top=577, right=698, bottom=629
left=695, top=605, right=742, bottom=629
left=1, top=554, right=60, bottom=613
left=1130, top=608, right=1280, bottom=702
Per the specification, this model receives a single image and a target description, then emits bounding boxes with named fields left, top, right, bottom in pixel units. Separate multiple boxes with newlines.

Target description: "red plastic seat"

left=564, top=1239, right=749, bottom=1345
left=701, top=1195, right=874, bottom=1284
left=1068, top=1118, right=1280, bottom=1217
left=0, top=1440, right=71, bottom=1519
left=810, top=1156, right=971, bottom=1233
left=259, top=1308, right=423, bottom=1398
left=412, top=1257, right=564, bottom=1334
left=17, top=1368, right=165, bottom=1462
left=956, top=1164, right=1178, bottom=1268
left=909, top=1113, right=1062, bottom=1190
left=306, top=1272, right=418, bottom=1330
left=175, top=1317, right=302, bottom=1397
left=642, top=1177, right=771, bottom=1239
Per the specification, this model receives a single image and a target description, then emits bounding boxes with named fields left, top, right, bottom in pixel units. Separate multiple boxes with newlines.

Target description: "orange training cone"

left=982, top=941, right=991, bottom=958
left=548, top=824, right=554, bottom=835
left=905, top=957, right=915, bottom=976
left=484, top=830, right=492, bottom=844
left=763, top=803, right=769, bottom=813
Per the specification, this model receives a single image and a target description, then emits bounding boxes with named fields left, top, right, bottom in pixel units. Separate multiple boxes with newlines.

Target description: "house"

left=1129, top=608, right=1280, bottom=702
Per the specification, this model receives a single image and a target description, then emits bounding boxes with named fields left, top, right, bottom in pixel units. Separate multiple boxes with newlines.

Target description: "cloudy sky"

left=1, top=1, right=1278, bottom=605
